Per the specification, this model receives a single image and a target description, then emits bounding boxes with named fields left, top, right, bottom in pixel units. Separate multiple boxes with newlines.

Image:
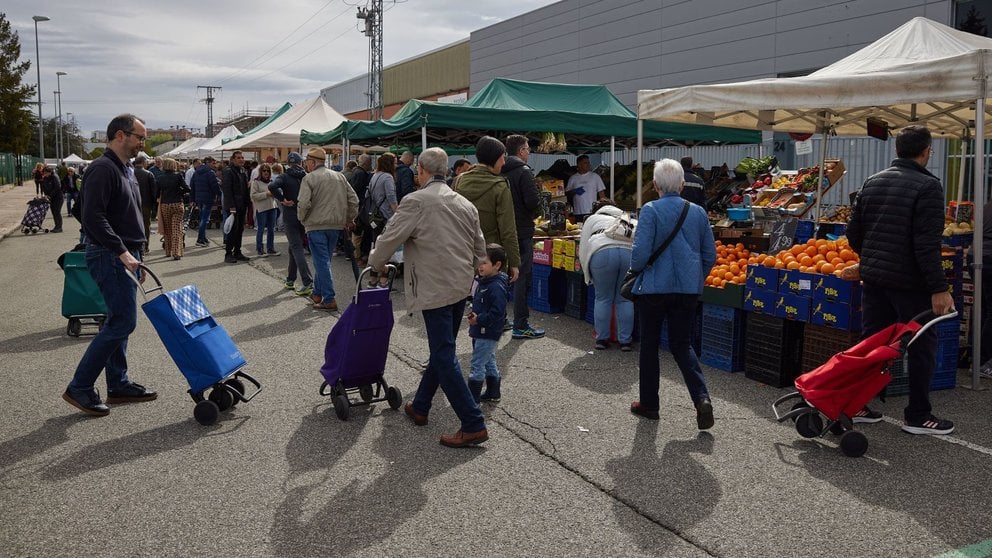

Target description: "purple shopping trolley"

left=319, top=265, right=403, bottom=420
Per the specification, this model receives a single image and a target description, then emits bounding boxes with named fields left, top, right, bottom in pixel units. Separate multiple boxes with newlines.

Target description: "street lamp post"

left=56, top=71, right=66, bottom=162
left=66, top=112, right=74, bottom=156
left=32, top=15, right=50, bottom=161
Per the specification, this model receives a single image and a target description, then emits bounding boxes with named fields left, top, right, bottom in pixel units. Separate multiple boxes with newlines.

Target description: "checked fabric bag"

left=142, top=284, right=246, bottom=393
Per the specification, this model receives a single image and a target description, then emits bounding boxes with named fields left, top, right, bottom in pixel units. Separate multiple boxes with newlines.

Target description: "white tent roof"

left=62, top=153, right=86, bottom=164
left=637, top=17, right=992, bottom=137
left=162, top=137, right=207, bottom=158
left=187, top=125, right=243, bottom=158
left=221, top=96, right=346, bottom=150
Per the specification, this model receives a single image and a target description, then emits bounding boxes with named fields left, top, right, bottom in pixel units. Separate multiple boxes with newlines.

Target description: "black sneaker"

left=852, top=406, right=883, bottom=424
left=62, top=388, right=109, bottom=417
left=901, top=415, right=954, bottom=435
left=105, top=382, right=158, bottom=404
left=594, top=340, right=609, bottom=350
left=225, top=255, right=239, bottom=264
left=234, top=253, right=250, bottom=262
left=696, top=398, right=714, bottom=430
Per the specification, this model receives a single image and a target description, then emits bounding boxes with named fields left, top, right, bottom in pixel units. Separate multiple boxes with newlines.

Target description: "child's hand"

left=467, top=311, right=478, bottom=325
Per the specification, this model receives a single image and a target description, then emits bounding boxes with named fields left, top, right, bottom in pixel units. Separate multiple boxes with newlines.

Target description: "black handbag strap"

left=634, top=200, right=689, bottom=273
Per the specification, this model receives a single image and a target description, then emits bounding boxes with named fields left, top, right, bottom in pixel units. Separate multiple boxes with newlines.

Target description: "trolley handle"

left=905, top=309, right=959, bottom=349
left=357, top=264, right=398, bottom=292
left=126, top=263, right=165, bottom=302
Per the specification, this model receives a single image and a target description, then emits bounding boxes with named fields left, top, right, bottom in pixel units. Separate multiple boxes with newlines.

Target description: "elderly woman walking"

left=627, top=158, right=717, bottom=429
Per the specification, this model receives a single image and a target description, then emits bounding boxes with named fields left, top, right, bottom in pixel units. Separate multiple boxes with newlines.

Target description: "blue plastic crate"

left=700, top=304, right=746, bottom=372
left=529, top=264, right=566, bottom=314
left=796, top=220, right=815, bottom=238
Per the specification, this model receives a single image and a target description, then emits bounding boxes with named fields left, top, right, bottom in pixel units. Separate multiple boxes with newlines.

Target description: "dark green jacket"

left=455, top=165, right=520, bottom=268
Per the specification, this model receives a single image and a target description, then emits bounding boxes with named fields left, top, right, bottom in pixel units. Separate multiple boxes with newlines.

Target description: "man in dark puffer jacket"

left=847, top=125, right=956, bottom=436
left=502, top=134, right=545, bottom=339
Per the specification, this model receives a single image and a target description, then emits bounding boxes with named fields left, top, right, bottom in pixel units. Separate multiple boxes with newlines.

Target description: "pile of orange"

left=751, top=238, right=860, bottom=276
left=705, top=240, right=750, bottom=288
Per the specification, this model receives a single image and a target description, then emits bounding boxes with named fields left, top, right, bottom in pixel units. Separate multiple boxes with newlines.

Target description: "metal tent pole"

left=636, top=119, right=643, bottom=209
left=610, top=135, right=615, bottom=200
left=971, top=95, right=986, bottom=390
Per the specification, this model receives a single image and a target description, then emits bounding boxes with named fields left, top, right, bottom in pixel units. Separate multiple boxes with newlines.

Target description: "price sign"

left=769, top=216, right=799, bottom=253
left=538, top=191, right=552, bottom=219
left=795, top=139, right=813, bottom=155
left=549, top=201, right=567, bottom=232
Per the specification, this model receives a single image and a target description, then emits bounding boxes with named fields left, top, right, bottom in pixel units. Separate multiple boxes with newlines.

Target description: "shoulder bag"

left=620, top=200, right=690, bottom=301
left=356, top=174, right=388, bottom=234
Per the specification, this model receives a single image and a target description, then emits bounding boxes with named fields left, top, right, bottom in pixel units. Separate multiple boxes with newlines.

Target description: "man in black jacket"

left=349, top=154, right=372, bottom=202
left=847, top=125, right=956, bottom=435
left=41, top=167, right=64, bottom=232
left=270, top=152, right=313, bottom=295
left=133, top=155, right=157, bottom=253
left=680, top=157, right=706, bottom=208
left=502, top=134, right=544, bottom=339
left=221, top=151, right=250, bottom=263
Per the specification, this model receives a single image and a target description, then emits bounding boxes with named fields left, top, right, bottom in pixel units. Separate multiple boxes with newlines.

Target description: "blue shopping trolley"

left=133, top=264, right=262, bottom=425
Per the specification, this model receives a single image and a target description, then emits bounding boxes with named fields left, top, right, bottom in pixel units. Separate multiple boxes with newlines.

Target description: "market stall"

left=222, top=97, right=345, bottom=152
left=637, top=17, right=992, bottom=389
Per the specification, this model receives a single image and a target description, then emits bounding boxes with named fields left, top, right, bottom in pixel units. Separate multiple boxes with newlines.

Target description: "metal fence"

left=0, top=153, right=43, bottom=186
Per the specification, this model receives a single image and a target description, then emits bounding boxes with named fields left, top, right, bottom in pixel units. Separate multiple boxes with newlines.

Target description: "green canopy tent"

left=301, top=78, right=758, bottom=195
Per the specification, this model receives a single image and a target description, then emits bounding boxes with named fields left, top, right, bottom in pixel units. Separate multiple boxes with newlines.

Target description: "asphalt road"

left=1, top=182, right=991, bottom=557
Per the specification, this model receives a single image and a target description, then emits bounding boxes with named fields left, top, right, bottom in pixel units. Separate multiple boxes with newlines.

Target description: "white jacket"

left=578, top=205, right=636, bottom=285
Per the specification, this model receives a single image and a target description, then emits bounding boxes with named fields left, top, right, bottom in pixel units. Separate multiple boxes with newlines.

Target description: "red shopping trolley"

left=772, top=310, right=957, bottom=457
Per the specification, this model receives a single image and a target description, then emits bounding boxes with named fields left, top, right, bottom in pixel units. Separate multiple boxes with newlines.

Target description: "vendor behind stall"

left=566, top=155, right=606, bottom=220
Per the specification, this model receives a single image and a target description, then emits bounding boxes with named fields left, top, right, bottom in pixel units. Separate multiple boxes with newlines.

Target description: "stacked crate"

left=744, top=312, right=805, bottom=388
left=529, top=264, right=566, bottom=314
left=887, top=317, right=960, bottom=395
left=699, top=304, right=747, bottom=372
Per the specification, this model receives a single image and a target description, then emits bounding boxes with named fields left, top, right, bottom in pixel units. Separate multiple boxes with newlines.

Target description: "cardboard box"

left=563, top=239, right=576, bottom=257
left=746, top=265, right=779, bottom=292
left=533, top=238, right=553, bottom=266
left=778, top=269, right=815, bottom=297
left=553, top=238, right=566, bottom=255
left=774, top=292, right=811, bottom=322
left=552, top=253, right=565, bottom=269
left=824, top=159, right=845, bottom=186
left=811, top=274, right=863, bottom=306
left=810, top=299, right=863, bottom=331
left=743, top=287, right=777, bottom=315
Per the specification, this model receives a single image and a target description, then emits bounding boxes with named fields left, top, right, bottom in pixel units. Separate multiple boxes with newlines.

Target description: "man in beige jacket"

left=298, top=147, right=359, bottom=311
left=370, top=147, right=489, bottom=448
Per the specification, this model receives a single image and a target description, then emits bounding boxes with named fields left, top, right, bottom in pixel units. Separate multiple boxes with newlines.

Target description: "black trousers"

left=861, top=283, right=937, bottom=423
left=49, top=195, right=64, bottom=231
left=225, top=206, right=248, bottom=256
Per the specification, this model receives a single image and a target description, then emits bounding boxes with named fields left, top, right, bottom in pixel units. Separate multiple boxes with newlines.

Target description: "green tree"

left=0, top=13, right=36, bottom=154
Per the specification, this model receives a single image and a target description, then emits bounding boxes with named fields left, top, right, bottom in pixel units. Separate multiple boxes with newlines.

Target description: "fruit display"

left=536, top=132, right=568, bottom=154
left=735, top=156, right=778, bottom=178
left=823, top=206, right=852, bottom=223
left=705, top=241, right=751, bottom=288
left=943, top=218, right=973, bottom=237
left=750, top=238, right=860, bottom=277
left=533, top=216, right=579, bottom=236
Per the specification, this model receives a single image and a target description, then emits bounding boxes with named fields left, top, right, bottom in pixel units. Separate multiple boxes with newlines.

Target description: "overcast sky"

left=7, top=0, right=556, bottom=137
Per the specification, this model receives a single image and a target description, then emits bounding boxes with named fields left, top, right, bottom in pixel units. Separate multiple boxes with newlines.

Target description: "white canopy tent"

left=220, top=96, right=346, bottom=151
left=186, top=125, right=243, bottom=159
left=162, top=137, right=208, bottom=158
left=637, top=17, right=991, bottom=389
left=62, top=153, right=87, bottom=164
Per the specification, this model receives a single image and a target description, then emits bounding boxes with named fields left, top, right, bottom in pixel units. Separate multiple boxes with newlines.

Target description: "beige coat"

left=249, top=179, right=279, bottom=212
left=369, top=180, right=487, bottom=312
left=297, top=165, right=358, bottom=230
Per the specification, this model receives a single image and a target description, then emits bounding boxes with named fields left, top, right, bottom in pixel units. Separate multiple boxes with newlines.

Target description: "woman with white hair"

left=627, top=158, right=717, bottom=430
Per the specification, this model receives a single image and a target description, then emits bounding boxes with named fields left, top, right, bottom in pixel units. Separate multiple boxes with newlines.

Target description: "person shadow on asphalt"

left=605, top=421, right=720, bottom=552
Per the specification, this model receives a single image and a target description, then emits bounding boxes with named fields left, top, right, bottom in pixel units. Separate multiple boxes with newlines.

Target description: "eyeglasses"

left=124, top=131, right=146, bottom=142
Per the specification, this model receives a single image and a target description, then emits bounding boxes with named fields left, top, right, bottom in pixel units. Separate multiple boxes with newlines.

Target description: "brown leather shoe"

left=314, top=300, right=338, bottom=311
left=309, top=294, right=322, bottom=305
left=439, top=429, right=489, bottom=447
left=404, top=402, right=428, bottom=426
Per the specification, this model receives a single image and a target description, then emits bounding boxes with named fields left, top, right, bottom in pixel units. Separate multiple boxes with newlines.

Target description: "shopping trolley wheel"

left=67, top=318, right=82, bottom=337
left=789, top=400, right=810, bottom=422
left=194, top=400, right=220, bottom=426
left=359, top=384, right=375, bottom=402
left=386, top=386, right=402, bottom=410
left=333, top=394, right=350, bottom=421
left=839, top=430, right=868, bottom=458
left=224, top=378, right=246, bottom=407
left=795, top=411, right=823, bottom=439
left=209, top=387, right=235, bottom=412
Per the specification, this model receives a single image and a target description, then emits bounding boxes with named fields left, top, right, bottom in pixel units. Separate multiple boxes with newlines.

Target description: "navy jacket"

left=81, top=150, right=145, bottom=254
left=190, top=164, right=220, bottom=205
left=469, top=272, right=509, bottom=340
left=396, top=162, right=415, bottom=202
left=501, top=155, right=541, bottom=238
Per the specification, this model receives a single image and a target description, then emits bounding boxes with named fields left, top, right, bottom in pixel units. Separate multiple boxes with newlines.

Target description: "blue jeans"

left=255, top=208, right=278, bottom=253
left=412, top=301, right=486, bottom=433
left=635, top=293, right=709, bottom=412
left=469, top=337, right=500, bottom=382
left=69, top=245, right=139, bottom=394
left=196, top=201, right=213, bottom=243
left=589, top=247, right=634, bottom=343
left=307, top=229, right=340, bottom=302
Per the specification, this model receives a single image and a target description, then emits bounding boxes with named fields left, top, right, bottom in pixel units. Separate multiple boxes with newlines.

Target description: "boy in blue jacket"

left=467, top=243, right=509, bottom=403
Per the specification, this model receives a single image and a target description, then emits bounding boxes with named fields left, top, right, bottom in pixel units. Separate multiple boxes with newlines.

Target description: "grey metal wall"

left=321, top=74, right=369, bottom=116
left=470, top=0, right=953, bottom=106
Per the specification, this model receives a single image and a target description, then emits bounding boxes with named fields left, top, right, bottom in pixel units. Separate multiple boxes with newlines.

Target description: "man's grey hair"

left=418, top=147, right=448, bottom=176
left=653, top=158, right=684, bottom=194
left=401, top=151, right=414, bottom=163
left=358, top=153, right=371, bottom=168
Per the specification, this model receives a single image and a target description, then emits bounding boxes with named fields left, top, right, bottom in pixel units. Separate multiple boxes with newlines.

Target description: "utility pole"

left=197, top=85, right=222, bottom=137
left=357, top=1, right=383, bottom=120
